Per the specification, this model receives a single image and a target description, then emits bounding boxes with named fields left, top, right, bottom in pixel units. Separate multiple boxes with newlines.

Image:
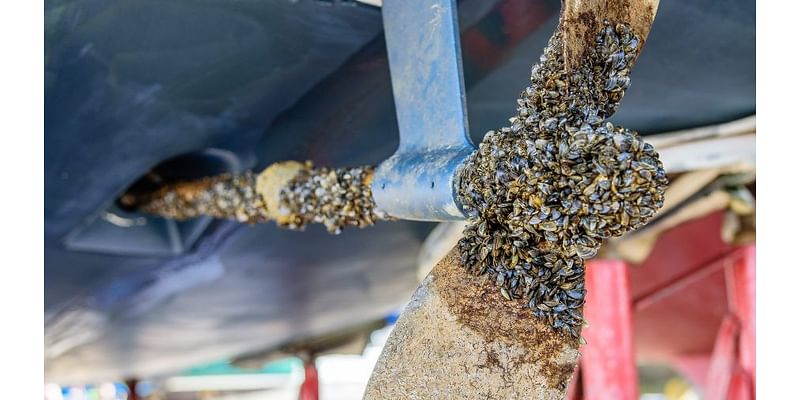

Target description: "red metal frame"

left=299, top=358, right=319, bottom=400
left=707, top=245, right=755, bottom=399
left=581, top=259, right=638, bottom=400
left=706, top=315, right=741, bottom=399
left=729, top=245, right=755, bottom=390
left=633, top=250, right=732, bottom=312
left=576, top=245, right=754, bottom=399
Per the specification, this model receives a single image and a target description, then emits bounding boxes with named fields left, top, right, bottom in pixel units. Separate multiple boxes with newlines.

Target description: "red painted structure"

left=569, top=211, right=755, bottom=399
left=582, top=260, right=638, bottom=400
left=299, top=358, right=319, bottom=400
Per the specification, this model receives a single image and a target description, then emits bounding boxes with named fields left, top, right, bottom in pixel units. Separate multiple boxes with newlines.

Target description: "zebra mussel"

left=136, top=171, right=271, bottom=224
left=457, top=23, right=668, bottom=337
left=278, top=162, right=388, bottom=234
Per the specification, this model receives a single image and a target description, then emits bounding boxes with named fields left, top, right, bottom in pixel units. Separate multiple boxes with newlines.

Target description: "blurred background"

left=45, top=0, right=755, bottom=398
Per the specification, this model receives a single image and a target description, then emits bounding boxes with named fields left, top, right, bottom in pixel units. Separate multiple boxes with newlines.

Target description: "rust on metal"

left=434, top=247, right=581, bottom=391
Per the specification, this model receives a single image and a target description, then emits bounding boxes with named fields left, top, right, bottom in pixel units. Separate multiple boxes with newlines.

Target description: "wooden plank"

left=657, top=135, right=755, bottom=174
left=647, top=115, right=755, bottom=149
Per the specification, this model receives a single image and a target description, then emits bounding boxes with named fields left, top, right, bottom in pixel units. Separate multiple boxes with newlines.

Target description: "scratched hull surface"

left=45, top=0, right=754, bottom=382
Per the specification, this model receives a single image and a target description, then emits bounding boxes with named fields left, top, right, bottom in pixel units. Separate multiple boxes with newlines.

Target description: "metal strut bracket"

left=372, top=0, right=476, bottom=221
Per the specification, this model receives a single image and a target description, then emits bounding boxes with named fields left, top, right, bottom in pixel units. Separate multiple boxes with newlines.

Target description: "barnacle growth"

left=457, top=23, right=668, bottom=337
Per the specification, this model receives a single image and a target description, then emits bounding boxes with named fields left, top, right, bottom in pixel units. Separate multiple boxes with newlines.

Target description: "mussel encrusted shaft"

left=456, top=23, right=668, bottom=337
left=128, top=162, right=386, bottom=234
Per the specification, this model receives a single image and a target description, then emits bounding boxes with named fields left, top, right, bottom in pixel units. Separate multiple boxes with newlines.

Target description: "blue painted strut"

left=372, top=0, right=476, bottom=221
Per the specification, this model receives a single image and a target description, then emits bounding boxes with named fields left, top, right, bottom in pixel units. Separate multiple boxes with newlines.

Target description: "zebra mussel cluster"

left=136, top=171, right=271, bottom=224
left=457, top=23, right=668, bottom=337
left=278, top=163, right=388, bottom=234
